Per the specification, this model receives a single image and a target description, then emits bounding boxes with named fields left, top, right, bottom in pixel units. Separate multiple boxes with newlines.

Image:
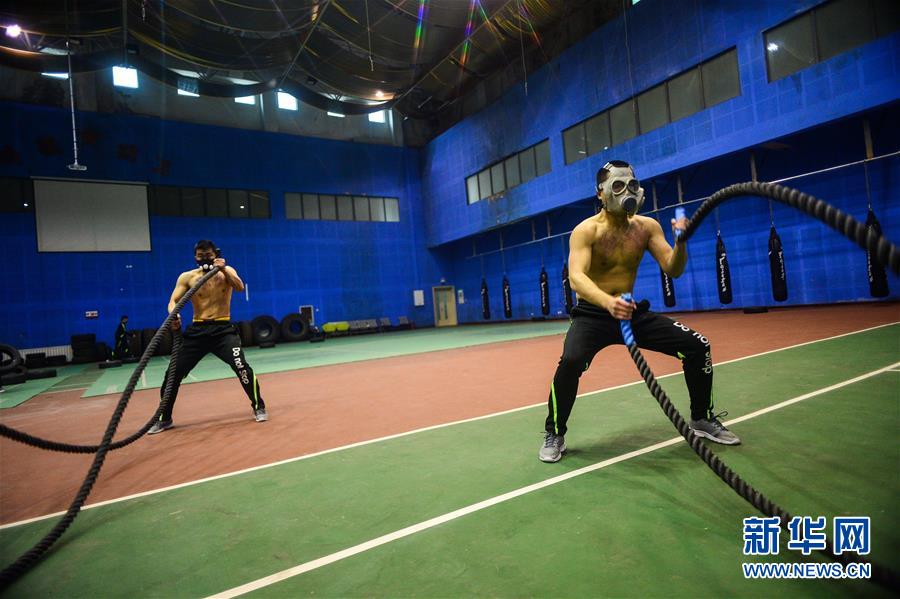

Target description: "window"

left=337, top=195, right=354, bottom=220
left=320, top=195, right=337, bottom=220
left=250, top=191, right=269, bottom=219
left=637, top=83, right=669, bottom=134
left=205, top=189, right=229, bottom=217
left=302, top=194, right=320, bottom=219
left=384, top=198, right=400, bottom=222
left=667, top=68, right=703, bottom=121
left=368, top=110, right=386, bottom=123
left=353, top=196, right=370, bottom=221
left=149, top=186, right=180, bottom=216
left=112, top=66, right=138, bottom=89
left=610, top=100, right=637, bottom=146
left=235, top=95, right=256, bottom=105
left=478, top=170, right=492, bottom=200
left=563, top=124, right=586, bottom=165
left=277, top=91, right=298, bottom=110
left=370, top=197, right=386, bottom=221
left=535, top=140, right=551, bottom=176
left=504, top=155, right=521, bottom=188
left=701, top=49, right=741, bottom=107
left=228, top=189, right=249, bottom=217
left=466, top=175, right=480, bottom=204
left=764, top=0, right=892, bottom=82
left=181, top=187, right=205, bottom=216
left=584, top=112, right=611, bottom=155
left=490, top=163, right=505, bottom=195
left=519, top=147, right=536, bottom=183
left=816, top=0, right=874, bottom=61
left=285, top=192, right=303, bottom=219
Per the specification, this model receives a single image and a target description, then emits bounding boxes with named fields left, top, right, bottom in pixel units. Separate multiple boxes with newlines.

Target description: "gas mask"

left=195, top=248, right=221, bottom=272
left=599, top=164, right=644, bottom=217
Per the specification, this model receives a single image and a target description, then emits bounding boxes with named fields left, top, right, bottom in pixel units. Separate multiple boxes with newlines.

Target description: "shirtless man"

left=148, top=240, right=266, bottom=434
left=539, top=160, right=739, bottom=462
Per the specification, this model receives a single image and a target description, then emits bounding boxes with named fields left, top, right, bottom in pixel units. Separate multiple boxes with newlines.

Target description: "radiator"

left=20, top=345, right=73, bottom=362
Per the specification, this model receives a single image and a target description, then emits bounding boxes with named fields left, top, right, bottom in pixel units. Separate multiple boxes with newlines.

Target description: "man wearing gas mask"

left=148, top=239, right=267, bottom=434
left=539, top=161, right=739, bottom=462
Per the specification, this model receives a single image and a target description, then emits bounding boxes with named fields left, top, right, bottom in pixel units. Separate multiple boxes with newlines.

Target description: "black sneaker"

left=689, top=412, right=741, bottom=445
left=148, top=419, right=174, bottom=435
left=539, top=431, right=566, bottom=462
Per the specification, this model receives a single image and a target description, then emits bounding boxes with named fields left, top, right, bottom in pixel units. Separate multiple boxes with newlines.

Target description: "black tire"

left=26, top=368, right=57, bottom=380
left=280, top=313, right=310, bottom=342
left=24, top=352, right=47, bottom=369
left=1, top=364, right=27, bottom=385
left=258, top=341, right=276, bottom=349
left=0, top=343, right=23, bottom=375
left=141, top=328, right=155, bottom=354
left=98, top=360, right=123, bottom=369
left=238, top=321, right=255, bottom=346
left=128, top=331, right=143, bottom=357
left=70, top=334, right=96, bottom=350
left=251, top=316, right=280, bottom=345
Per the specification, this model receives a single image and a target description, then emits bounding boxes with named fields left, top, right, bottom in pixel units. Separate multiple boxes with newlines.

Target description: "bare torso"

left=583, top=214, right=654, bottom=296
left=182, top=268, right=233, bottom=320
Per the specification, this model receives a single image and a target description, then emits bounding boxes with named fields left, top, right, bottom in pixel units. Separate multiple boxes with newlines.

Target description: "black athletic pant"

left=159, top=322, right=264, bottom=421
left=546, top=299, right=713, bottom=436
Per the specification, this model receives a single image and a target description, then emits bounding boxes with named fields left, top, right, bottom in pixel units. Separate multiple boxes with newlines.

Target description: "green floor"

left=1, top=325, right=896, bottom=597
left=82, top=320, right=571, bottom=398
left=0, top=364, right=89, bottom=409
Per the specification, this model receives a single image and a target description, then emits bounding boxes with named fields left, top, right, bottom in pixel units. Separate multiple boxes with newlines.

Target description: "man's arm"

left=217, top=261, right=244, bottom=292
left=646, top=217, right=688, bottom=278
left=167, top=273, right=191, bottom=314
left=568, top=223, right=634, bottom=319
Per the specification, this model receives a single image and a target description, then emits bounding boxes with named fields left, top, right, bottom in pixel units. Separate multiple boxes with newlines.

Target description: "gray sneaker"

left=689, top=412, right=741, bottom=445
left=539, top=431, right=566, bottom=462
left=148, top=419, right=174, bottom=435
left=254, top=409, right=268, bottom=422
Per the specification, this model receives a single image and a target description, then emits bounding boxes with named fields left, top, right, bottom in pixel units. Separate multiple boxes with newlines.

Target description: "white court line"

left=208, top=362, right=900, bottom=598
left=1, top=321, right=896, bottom=531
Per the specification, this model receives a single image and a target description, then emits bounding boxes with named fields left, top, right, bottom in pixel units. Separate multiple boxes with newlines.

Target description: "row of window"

left=40, top=68, right=389, bottom=121
left=764, top=0, right=899, bottom=82
left=563, top=49, right=740, bottom=166
left=465, top=140, right=552, bottom=205
left=285, top=193, right=400, bottom=222
left=0, top=177, right=34, bottom=212
left=149, top=186, right=271, bottom=219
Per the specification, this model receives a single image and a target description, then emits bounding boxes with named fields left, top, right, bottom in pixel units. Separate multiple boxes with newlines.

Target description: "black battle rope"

left=0, top=330, right=182, bottom=453
left=615, top=182, right=899, bottom=591
left=0, top=266, right=221, bottom=590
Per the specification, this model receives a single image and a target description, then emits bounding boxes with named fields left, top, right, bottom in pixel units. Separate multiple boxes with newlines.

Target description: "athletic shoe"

left=689, top=412, right=741, bottom=445
left=254, top=409, right=268, bottom=422
left=148, top=419, right=174, bottom=435
left=539, top=431, right=567, bottom=462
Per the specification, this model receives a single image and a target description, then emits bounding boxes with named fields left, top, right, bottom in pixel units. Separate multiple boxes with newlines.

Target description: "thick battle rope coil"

left=617, top=182, right=898, bottom=592
left=0, top=267, right=221, bottom=590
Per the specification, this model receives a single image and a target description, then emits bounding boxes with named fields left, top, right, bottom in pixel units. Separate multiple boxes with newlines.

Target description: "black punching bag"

left=768, top=226, right=788, bottom=302
left=660, top=269, right=676, bottom=307
left=539, top=267, right=550, bottom=315
left=562, top=262, right=574, bottom=314
left=865, top=208, right=890, bottom=298
left=502, top=276, right=512, bottom=318
left=716, top=234, right=733, bottom=305
left=481, top=278, right=491, bottom=319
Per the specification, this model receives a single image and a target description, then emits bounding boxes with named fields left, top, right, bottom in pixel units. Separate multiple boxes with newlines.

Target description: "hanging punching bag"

left=716, top=234, right=733, bottom=305
left=768, top=226, right=788, bottom=302
left=502, top=276, right=512, bottom=318
left=539, top=267, right=550, bottom=315
left=660, top=269, right=676, bottom=307
left=481, top=278, right=491, bottom=319
left=865, top=208, right=890, bottom=298
left=562, top=262, right=574, bottom=314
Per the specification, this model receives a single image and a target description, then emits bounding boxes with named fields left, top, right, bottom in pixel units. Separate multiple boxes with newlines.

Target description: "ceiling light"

left=42, top=72, right=68, bottom=79
left=5, top=24, right=22, bottom=37
left=767, top=43, right=779, bottom=52
left=375, top=90, right=385, bottom=99
left=327, top=111, right=345, bottom=118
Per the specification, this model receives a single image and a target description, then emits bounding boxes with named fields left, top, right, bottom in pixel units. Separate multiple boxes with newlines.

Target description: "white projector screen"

left=34, top=179, right=151, bottom=252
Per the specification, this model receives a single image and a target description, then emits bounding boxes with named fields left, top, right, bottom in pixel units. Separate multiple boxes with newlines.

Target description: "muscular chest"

left=189, top=272, right=230, bottom=302
left=591, top=225, right=649, bottom=269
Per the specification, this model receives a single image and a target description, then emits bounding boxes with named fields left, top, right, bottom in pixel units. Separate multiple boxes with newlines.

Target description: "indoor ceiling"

left=0, top=1, right=621, bottom=124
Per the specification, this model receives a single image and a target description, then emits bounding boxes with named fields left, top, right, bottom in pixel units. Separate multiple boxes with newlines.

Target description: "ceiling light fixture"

left=5, top=24, right=22, bottom=37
